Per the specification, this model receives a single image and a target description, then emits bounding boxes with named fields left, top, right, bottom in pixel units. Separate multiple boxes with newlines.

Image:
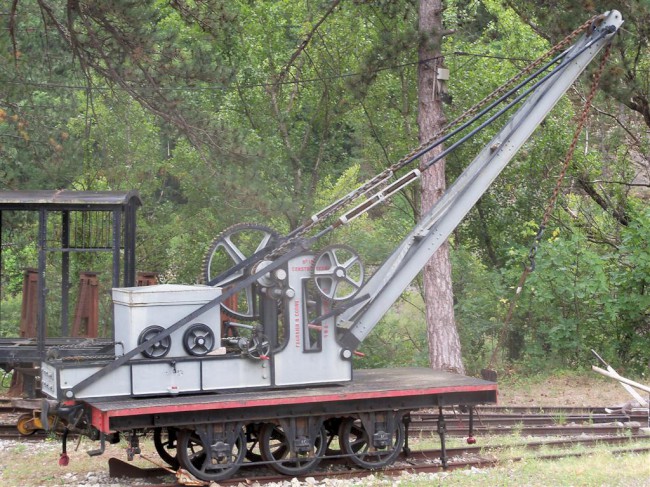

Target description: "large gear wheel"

left=313, top=244, right=364, bottom=302
left=202, top=223, right=279, bottom=321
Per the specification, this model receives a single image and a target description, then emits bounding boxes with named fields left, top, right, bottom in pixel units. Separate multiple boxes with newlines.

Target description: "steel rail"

left=113, top=434, right=650, bottom=486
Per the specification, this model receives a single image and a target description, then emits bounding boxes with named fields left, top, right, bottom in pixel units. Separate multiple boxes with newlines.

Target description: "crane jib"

left=338, top=10, right=623, bottom=349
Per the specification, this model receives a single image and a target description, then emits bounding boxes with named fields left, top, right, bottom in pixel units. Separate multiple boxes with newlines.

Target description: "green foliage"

left=0, top=294, right=22, bottom=338
left=525, top=230, right=612, bottom=362
left=0, top=0, right=648, bottom=374
left=482, top=207, right=650, bottom=374
left=0, top=242, right=37, bottom=296
left=608, top=205, right=650, bottom=371
left=451, top=247, right=507, bottom=374
left=357, top=293, right=429, bottom=369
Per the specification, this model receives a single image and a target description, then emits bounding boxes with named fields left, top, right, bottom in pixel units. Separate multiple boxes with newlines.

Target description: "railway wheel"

left=244, top=423, right=263, bottom=462
left=176, top=426, right=246, bottom=482
left=259, top=423, right=326, bottom=476
left=339, top=416, right=404, bottom=469
left=153, top=427, right=179, bottom=469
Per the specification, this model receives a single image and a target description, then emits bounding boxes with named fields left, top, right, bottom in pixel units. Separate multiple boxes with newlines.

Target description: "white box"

left=112, top=284, right=222, bottom=358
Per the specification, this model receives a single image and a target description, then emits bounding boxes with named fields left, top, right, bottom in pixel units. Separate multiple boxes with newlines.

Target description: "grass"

left=0, top=430, right=648, bottom=486
left=424, top=450, right=649, bottom=486
left=0, top=437, right=175, bottom=487
left=368, top=439, right=650, bottom=486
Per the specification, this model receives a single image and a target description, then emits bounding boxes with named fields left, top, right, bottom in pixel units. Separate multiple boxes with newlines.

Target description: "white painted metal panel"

left=112, top=284, right=222, bottom=358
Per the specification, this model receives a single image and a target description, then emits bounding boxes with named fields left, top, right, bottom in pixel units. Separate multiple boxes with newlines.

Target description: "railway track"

left=0, top=398, right=647, bottom=486
left=104, top=434, right=650, bottom=487
left=412, top=411, right=649, bottom=425
left=107, top=405, right=650, bottom=486
left=0, top=399, right=647, bottom=440
left=0, top=396, right=41, bottom=410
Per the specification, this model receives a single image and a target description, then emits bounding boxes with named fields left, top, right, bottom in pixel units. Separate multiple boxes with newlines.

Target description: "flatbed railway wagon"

left=5, top=9, right=623, bottom=483
left=60, top=368, right=495, bottom=479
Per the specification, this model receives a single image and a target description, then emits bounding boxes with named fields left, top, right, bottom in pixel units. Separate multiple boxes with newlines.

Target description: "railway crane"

left=36, top=10, right=622, bottom=482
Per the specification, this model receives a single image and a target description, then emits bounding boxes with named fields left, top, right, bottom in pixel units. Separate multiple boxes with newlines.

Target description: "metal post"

left=469, top=407, right=474, bottom=437
left=111, top=209, right=121, bottom=341
left=61, top=210, right=70, bottom=336
left=402, top=413, right=411, bottom=456
left=124, top=203, right=137, bottom=287
left=437, top=407, right=448, bottom=469
left=130, top=202, right=137, bottom=287
left=37, top=209, right=47, bottom=357
left=112, top=209, right=121, bottom=288
left=0, top=211, right=3, bottom=296
left=466, top=406, right=477, bottom=444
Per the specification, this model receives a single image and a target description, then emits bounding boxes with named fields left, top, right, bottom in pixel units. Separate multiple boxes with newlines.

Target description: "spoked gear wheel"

left=313, top=244, right=364, bottom=302
left=202, top=223, right=279, bottom=321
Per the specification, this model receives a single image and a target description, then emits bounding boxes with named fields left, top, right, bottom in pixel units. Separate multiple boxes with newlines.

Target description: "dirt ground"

left=497, top=370, right=648, bottom=408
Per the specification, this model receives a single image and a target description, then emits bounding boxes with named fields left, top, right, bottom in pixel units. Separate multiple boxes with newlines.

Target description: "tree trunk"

left=417, top=0, right=465, bottom=374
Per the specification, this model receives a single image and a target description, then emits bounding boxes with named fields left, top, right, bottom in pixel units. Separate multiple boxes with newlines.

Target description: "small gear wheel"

left=138, top=325, right=172, bottom=359
left=182, top=323, right=215, bottom=356
left=245, top=333, right=271, bottom=360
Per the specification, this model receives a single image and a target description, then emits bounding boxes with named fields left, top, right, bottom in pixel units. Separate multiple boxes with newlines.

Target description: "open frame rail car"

left=0, top=190, right=141, bottom=397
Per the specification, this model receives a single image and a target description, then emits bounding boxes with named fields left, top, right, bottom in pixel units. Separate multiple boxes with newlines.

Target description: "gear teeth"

left=201, top=223, right=279, bottom=321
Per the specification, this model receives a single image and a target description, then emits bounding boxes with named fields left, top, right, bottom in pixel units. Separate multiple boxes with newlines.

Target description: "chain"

left=528, top=41, right=612, bottom=271
left=268, top=17, right=598, bottom=260
left=486, top=41, right=612, bottom=372
left=61, top=355, right=113, bottom=361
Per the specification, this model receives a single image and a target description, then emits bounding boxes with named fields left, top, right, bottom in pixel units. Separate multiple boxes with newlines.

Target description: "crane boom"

left=338, top=10, right=623, bottom=351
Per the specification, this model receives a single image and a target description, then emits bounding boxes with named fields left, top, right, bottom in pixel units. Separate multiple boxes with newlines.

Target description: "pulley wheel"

left=182, top=324, right=215, bottom=356
left=313, top=244, right=364, bottom=302
left=138, top=325, right=172, bottom=359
